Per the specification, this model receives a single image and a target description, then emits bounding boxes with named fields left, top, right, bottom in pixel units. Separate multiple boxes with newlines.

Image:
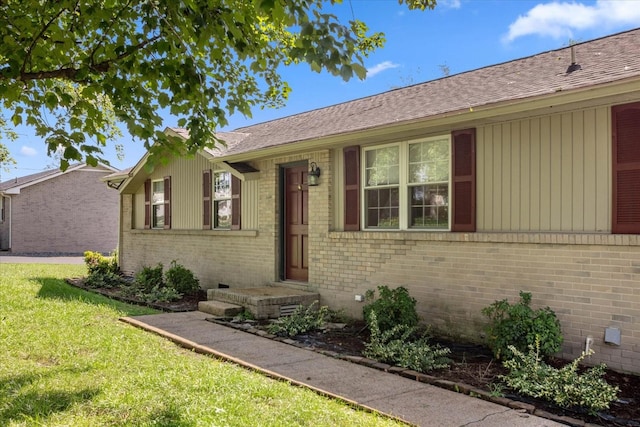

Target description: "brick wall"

left=315, top=231, right=640, bottom=374
left=9, top=168, right=119, bottom=254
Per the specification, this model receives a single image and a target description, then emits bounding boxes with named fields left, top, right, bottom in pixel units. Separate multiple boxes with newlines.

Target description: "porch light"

left=308, top=162, right=321, bottom=186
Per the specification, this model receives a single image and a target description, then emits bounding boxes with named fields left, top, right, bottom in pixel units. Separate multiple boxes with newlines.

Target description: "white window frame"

left=151, top=179, right=165, bottom=229
left=213, top=171, right=232, bottom=229
left=362, top=135, right=451, bottom=231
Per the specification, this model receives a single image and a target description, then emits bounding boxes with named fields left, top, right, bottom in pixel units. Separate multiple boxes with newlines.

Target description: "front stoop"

left=205, top=286, right=320, bottom=319
left=198, top=300, right=243, bottom=317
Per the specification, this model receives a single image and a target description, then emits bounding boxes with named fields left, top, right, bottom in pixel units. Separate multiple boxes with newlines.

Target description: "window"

left=151, top=180, right=165, bottom=228
left=144, top=177, right=171, bottom=229
left=214, top=171, right=232, bottom=228
left=202, top=169, right=241, bottom=230
left=0, top=196, right=4, bottom=223
left=344, top=129, right=475, bottom=232
left=363, top=136, right=450, bottom=230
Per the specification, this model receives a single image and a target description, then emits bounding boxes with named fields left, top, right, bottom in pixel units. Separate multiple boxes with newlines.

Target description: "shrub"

left=501, top=339, right=619, bottom=413
left=165, top=260, right=200, bottom=294
left=84, top=250, right=118, bottom=276
left=140, top=284, right=183, bottom=303
left=267, top=301, right=330, bottom=337
left=83, top=250, right=121, bottom=288
left=363, top=285, right=418, bottom=333
left=364, top=311, right=451, bottom=372
left=134, top=264, right=165, bottom=293
left=84, top=270, right=123, bottom=289
left=481, top=291, right=562, bottom=360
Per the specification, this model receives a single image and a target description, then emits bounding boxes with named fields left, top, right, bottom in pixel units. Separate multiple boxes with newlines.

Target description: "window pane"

left=408, top=139, right=449, bottom=184
left=365, top=146, right=399, bottom=186
left=152, top=181, right=164, bottom=204
left=365, top=188, right=399, bottom=228
left=214, top=172, right=231, bottom=199
left=153, top=205, right=164, bottom=228
left=215, top=200, right=231, bottom=228
left=409, top=184, right=448, bottom=228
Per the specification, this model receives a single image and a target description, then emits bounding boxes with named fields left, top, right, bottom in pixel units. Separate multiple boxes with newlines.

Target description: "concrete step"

left=206, top=286, right=320, bottom=319
left=198, top=300, right=243, bottom=317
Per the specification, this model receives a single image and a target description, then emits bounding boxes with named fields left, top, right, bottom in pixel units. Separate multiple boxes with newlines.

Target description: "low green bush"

left=83, top=250, right=121, bottom=288
left=140, top=284, right=183, bottom=303
left=364, top=311, right=451, bottom=372
left=481, top=291, right=562, bottom=360
left=84, top=270, right=123, bottom=289
left=267, top=301, right=330, bottom=337
left=363, top=285, right=418, bottom=333
left=84, top=250, right=118, bottom=276
left=165, top=260, right=200, bottom=294
left=134, top=264, right=165, bottom=293
left=501, top=339, right=619, bottom=413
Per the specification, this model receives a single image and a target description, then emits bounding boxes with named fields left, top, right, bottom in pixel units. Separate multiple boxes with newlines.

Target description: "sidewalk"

left=121, top=311, right=563, bottom=427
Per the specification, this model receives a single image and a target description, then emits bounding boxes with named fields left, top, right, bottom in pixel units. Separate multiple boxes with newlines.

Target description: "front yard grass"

left=0, top=263, right=403, bottom=427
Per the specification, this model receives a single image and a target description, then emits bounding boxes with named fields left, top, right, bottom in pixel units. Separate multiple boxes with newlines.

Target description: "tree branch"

left=89, top=0, right=136, bottom=67
left=0, top=34, right=163, bottom=82
left=21, top=5, right=69, bottom=75
left=90, top=34, right=162, bottom=72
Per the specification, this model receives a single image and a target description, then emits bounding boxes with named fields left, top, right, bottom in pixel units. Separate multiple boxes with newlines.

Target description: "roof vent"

left=566, top=45, right=581, bottom=73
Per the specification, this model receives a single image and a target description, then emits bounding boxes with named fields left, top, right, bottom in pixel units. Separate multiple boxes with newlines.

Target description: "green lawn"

left=0, top=264, right=404, bottom=427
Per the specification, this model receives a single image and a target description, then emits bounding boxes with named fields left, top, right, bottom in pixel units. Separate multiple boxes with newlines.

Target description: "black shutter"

left=612, top=102, right=640, bottom=234
left=451, top=129, right=476, bottom=232
left=344, top=146, right=360, bottom=231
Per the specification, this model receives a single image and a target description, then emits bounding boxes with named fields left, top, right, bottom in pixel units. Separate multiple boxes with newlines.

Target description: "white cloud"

left=442, top=0, right=462, bottom=9
left=504, top=0, right=640, bottom=42
left=367, top=61, right=401, bottom=78
left=20, top=146, right=37, bottom=157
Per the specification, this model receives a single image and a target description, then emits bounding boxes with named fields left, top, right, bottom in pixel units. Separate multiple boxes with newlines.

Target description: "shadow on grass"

left=34, top=277, right=157, bottom=316
left=0, top=372, right=100, bottom=424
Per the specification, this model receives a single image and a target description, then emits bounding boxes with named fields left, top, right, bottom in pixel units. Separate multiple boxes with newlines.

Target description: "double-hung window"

left=151, top=180, right=165, bottom=228
left=203, top=169, right=241, bottom=230
left=363, top=135, right=451, bottom=230
left=213, top=171, right=232, bottom=229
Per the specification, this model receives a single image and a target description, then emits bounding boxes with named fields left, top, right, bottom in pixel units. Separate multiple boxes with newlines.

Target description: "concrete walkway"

left=122, top=311, right=564, bottom=427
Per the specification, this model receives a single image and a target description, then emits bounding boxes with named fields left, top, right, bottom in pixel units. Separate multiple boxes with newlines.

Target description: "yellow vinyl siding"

left=132, top=154, right=259, bottom=230
left=331, top=106, right=612, bottom=233
left=241, top=179, right=259, bottom=230
left=477, top=106, right=611, bottom=232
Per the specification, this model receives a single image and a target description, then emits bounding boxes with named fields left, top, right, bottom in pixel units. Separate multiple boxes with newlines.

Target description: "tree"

left=0, top=0, right=436, bottom=170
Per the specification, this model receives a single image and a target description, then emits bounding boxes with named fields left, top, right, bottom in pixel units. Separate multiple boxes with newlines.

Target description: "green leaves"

left=482, top=291, right=563, bottom=360
left=501, top=340, right=619, bottom=413
left=0, top=0, right=433, bottom=167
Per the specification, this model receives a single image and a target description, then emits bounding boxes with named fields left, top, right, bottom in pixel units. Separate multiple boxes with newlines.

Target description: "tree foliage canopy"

left=0, top=0, right=435, bottom=169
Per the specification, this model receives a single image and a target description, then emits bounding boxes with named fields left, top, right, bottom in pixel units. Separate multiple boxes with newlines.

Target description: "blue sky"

left=3, top=0, right=640, bottom=181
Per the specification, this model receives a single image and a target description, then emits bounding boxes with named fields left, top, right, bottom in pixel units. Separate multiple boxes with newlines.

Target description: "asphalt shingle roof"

left=207, top=28, right=640, bottom=157
left=0, top=168, right=60, bottom=191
